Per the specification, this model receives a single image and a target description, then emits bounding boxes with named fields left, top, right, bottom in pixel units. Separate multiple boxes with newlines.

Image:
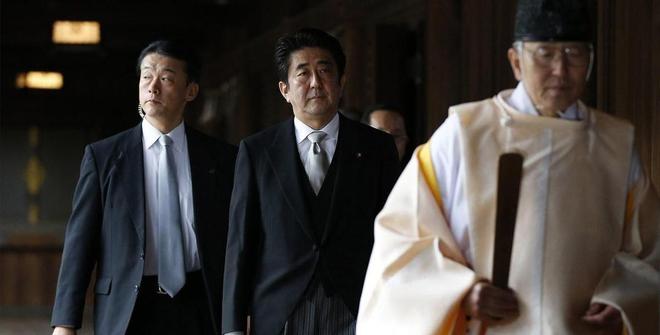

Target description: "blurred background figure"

left=362, top=104, right=409, bottom=162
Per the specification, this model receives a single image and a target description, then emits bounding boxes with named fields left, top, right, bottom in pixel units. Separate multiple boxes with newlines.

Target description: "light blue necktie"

left=157, top=135, right=186, bottom=297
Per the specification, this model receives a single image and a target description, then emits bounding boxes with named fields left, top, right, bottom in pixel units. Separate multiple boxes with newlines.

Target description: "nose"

left=148, top=79, right=160, bottom=94
left=550, top=54, right=569, bottom=76
left=309, top=71, right=321, bottom=88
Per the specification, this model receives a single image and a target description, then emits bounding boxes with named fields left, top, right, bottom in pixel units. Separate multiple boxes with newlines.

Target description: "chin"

left=306, top=107, right=332, bottom=116
left=542, top=96, right=576, bottom=110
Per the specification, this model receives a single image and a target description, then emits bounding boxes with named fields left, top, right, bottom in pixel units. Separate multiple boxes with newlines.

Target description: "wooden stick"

left=492, top=153, right=524, bottom=289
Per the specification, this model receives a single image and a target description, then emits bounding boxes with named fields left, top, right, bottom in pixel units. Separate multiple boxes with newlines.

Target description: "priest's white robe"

left=357, top=91, right=660, bottom=335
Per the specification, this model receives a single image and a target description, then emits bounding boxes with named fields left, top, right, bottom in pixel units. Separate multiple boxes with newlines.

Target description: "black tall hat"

left=514, top=0, right=592, bottom=42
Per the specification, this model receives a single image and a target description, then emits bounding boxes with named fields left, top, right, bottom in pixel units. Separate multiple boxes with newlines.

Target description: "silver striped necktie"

left=305, top=131, right=329, bottom=195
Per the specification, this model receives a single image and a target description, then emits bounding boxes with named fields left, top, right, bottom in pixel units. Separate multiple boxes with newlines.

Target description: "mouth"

left=545, top=86, right=571, bottom=94
left=145, top=99, right=162, bottom=105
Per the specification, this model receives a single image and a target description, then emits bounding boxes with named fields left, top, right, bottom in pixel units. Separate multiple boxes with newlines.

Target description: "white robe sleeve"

left=357, top=144, right=477, bottom=335
left=592, top=152, right=660, bottom=335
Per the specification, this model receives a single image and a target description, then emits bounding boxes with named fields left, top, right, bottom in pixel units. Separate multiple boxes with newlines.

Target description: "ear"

left=507, top=48, right=523, bottom=81
left=278, top=81, right=290, bottom=103
left=185, top=82, right=199, bottom=101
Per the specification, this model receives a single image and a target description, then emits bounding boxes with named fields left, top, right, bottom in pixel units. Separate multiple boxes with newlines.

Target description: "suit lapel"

left=322, top=114, right=362, bottom=244
left=265, top=120, right=315, bottom=242
left=115, top=124, right=146, bottom=245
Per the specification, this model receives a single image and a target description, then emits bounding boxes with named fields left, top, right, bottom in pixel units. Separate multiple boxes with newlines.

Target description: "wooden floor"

left=0, top=315, right=92, bottom=335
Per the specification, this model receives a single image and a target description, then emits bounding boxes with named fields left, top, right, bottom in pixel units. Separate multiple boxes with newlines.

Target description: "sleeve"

left=592, top=152, right=660, bottom=335
left=356, top=141, right=477, bottom=335
left=430, top=113, right=461, bottom=218
left=222, top=140, right=260, bottom=334
left=51, top=145, right=103, bottom=328
left=429, top=113, right=472, bottom=261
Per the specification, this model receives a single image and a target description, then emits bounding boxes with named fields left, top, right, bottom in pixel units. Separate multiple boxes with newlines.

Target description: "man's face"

left=369, top=110, right=408, bottom=160
left=139, top=53, right=198, bottom=124
left=508, top=41, right=590, bottom=116
left=278, top=47, right=344, bottom=128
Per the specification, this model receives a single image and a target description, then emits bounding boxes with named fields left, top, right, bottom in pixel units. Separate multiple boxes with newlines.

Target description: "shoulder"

left=430, top=97, right=497, bottom=136
left=186, top=125, right=237, bottom=156
left=588, top=108, right=634, bottom=132
left=339, top=116, right=398, bottom=162
left=449, top=97, right=498, bottom=122
left=87, top=124, right=141, bottom=157
left=586, top=108, right=636, bottom=152
left=241, top=118, right=292, bottom=147
left=341, top=114, right=392, bottom=144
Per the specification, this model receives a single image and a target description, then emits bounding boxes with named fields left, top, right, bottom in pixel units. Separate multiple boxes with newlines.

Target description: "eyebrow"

left=140, top=65, right=177, bottom=74
left=294, top=59, right=334, bottom=71
left=295, top=62, right=309, bottom=71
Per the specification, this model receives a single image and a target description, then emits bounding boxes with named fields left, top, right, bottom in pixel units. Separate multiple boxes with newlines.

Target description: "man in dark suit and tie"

left=222, top=28, right=400, bottom=335
left=51, top=40, right=237, bottom=335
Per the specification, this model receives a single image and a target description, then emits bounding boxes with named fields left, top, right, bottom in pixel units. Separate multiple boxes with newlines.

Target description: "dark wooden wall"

left=0, top=239, right=64, bottom=313
left=596, top=0, right=660, bottom=187
left=425, top=0, right=517, bottom=136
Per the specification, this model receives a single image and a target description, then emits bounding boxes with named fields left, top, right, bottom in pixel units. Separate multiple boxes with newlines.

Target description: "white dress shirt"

left=294, top=112, right=339, bottom=167
left=142, top=119, right=200, bottom=275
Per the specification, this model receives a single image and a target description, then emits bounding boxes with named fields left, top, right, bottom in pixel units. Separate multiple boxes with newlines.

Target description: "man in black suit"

left=51, top=40, right=237, bottom=335
left=222, top=28, right=400, bottom=335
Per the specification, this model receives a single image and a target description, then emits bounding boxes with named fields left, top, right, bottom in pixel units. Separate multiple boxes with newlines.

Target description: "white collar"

left=509, top=82, right=582, bottom=121
left=142, top=119, right=186, bottom=152
left=294, top=112, right=339, bottom=144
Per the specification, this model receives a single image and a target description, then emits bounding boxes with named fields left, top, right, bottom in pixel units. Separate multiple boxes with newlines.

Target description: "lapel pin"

left=356, top=152, right=362, bottom=159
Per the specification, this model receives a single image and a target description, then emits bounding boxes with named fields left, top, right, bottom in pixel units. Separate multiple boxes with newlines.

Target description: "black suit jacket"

left=222, top=114, right=399, bottom=335
left=51, top=123, right=237, bottom=335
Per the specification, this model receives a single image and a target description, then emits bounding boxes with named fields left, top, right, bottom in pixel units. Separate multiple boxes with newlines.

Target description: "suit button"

left=139, top=253, right=144, bottom=260
left=312, top=244, right=318, bottom=252
left=134, top=284, right=140, bottom=292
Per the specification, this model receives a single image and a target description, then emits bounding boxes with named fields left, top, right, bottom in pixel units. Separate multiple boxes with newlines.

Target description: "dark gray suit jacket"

left=51, top=123, right=237, bottom=335
left=222, top=114, right=399, bottom=335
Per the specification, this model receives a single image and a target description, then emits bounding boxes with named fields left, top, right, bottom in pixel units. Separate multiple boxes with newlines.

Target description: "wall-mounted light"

left=16, top=72, right=64, bottom=90
left=52, top=20, right=101, bottom=44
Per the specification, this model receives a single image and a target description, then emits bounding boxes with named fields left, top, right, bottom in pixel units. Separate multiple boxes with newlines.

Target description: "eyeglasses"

left=521, top=43, right=592, bottom=68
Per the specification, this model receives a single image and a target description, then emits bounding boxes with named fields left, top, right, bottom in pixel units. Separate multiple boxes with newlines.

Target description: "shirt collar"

left=509, top=81, right=582, bottom=121
left=294, top=112, right=339, bottom=144
left=142, top=118, right=186, bottom=152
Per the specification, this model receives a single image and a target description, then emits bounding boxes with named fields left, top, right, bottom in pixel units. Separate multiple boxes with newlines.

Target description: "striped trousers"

left=283, top=284, right=355, bottom=335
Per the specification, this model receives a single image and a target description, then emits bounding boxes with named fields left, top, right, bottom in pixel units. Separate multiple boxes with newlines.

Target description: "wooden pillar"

left=596, top=0, right=660, bottom=187
left=424, top=0, right=461, bottom=137
left=341, top=21, right=368, bottom=116
left=424, top=0, right=516, bottom=138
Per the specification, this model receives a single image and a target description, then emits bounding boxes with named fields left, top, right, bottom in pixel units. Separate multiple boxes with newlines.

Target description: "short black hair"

left=136, top=40, right=201, bottom=83
left=274, top=28, right=346, bottom=83
left=361, top=103, right=404, bottom=124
